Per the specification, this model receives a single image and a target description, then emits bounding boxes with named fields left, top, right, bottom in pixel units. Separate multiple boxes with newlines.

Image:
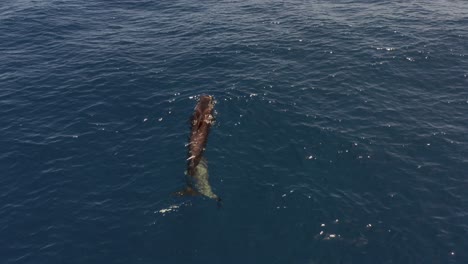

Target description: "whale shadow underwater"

left=175, top=95, right=222, bottom=205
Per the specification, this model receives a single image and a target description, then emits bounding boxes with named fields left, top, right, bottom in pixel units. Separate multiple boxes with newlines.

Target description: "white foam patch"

left=156, top=204, right=181, bottom=215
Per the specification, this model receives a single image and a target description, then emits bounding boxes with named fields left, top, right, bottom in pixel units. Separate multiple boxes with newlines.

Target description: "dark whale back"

left=187, top=95, right=215, bottom=176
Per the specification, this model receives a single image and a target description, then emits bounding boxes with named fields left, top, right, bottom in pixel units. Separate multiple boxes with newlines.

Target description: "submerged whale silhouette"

left=176, top=95, right=221, bottom=203
left=182, top=157, right=219, bottom=200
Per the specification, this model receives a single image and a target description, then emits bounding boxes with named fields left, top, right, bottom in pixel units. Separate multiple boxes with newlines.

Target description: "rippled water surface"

left=1, top=1, right=467, bottom=263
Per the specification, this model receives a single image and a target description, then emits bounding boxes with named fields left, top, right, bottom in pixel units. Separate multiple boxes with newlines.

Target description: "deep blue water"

left=1, top=0, right=467, bottom=263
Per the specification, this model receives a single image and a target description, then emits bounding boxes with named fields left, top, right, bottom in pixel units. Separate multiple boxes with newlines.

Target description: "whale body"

left=176, top=95, right=220, bottom=202
left=185, top=158, right=219, bottom=200
left=187, top=95, right=215, bottom=175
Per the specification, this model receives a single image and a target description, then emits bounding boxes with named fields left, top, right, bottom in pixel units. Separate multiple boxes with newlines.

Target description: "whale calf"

left=176, top=95, right=221, bottom=202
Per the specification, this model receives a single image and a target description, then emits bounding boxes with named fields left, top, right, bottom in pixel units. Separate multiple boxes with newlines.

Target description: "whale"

left=176, top=95, right=221, bottom=203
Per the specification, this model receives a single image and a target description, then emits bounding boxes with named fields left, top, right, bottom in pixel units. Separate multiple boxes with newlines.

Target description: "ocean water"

left=1, top=0, right=467, bottom=263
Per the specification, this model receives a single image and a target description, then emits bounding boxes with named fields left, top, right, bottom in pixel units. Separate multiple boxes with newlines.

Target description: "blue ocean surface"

left=1, top=0, right=467, bottom=263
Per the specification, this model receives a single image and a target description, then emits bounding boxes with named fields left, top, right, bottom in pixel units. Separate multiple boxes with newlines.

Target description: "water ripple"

left=1, top=0, right=468, bottom=263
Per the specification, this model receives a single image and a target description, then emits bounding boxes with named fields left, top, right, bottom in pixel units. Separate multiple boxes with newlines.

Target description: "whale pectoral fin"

left=173, top=186, right=200, bottom=197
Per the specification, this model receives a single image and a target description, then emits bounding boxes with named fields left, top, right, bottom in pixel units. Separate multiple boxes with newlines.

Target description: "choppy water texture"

left=1, top=0, right=467, bottom=263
